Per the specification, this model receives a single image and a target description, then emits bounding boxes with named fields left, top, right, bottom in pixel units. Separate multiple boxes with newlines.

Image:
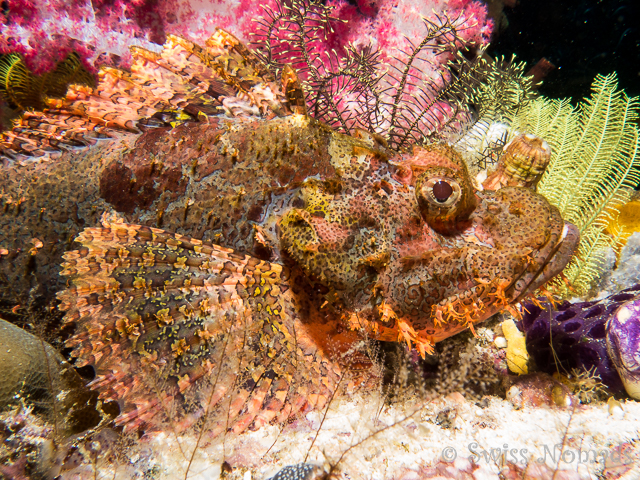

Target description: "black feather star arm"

left=309, top=43, right=385, bottom=134
left=249, top=0, right=336, bottom=76
left=381, top=12, right=486, bottom=149
left=249, top=0, right=382, bottom=133
left=249, top=1, right=497, bottom=150
left=455, top=57, right=538, bottom=172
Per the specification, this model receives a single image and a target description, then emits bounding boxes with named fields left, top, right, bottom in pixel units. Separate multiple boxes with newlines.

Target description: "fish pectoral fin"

left=396, top=318, right=435, bottom=359
left=57, top=220, right=294, bottom=431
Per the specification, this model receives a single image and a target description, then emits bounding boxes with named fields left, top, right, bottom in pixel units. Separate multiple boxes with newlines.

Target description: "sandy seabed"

left=120, top=392, right=640, bottom=480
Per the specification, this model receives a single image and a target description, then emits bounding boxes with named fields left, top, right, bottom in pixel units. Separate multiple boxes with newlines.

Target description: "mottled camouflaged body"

left=0, top=30, right=578, bottom=432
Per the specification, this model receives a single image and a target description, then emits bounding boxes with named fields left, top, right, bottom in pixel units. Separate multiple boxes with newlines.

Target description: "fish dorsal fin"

left=57, top=221, right=342, bottom=432
left=0, top=28, right=298, bottom=165
left=282, top=64, right=308, bottom=116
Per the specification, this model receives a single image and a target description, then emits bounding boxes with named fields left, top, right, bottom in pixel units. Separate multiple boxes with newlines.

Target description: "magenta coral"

left=328, top=0, right=492, bottom=59
left=0, top=0, right=265, bottom=73
left=1, top=0, right=492, bottom=76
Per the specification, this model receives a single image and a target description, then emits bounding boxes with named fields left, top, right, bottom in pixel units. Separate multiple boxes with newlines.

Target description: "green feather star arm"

left=458, top=71, right=639, bottom=297
left=516, top=73, right=640, bottom=296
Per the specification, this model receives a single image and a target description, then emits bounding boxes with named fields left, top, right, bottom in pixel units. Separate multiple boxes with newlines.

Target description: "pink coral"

left=1, top=0, right=492, bottom=74
left=329, top=0, right=492, bottom=58
left=0, top=0, right=265, bottom=73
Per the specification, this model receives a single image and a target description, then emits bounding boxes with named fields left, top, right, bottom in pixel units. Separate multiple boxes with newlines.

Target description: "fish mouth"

left=513, top=221, right=580, bottom=303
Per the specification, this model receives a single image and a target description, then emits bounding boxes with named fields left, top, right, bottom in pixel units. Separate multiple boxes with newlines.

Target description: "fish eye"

left=420, top=177, right=460, bottom=206
left=415, top=167, right=476, bottom=235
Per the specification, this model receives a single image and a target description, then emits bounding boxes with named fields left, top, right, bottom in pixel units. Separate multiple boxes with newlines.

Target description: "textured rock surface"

left=0, top=317, right=72, bottom=409
left=0, top=318, right=102, bottom=433
left=597, top=232, right=640, bottom=297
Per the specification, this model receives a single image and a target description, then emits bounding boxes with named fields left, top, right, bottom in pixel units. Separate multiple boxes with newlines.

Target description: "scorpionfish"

left=0, top=30, right=579, bottom=433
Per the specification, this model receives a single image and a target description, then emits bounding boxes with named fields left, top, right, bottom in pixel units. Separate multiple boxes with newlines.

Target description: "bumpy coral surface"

left=520, top=285, right=640, bottom=393
left=0, top=318, right=103, bottom=434
left=0, top=30, right=577, bottom=433
left=0, top=317, right=70, bottom=410
left=606, top=297, right=640, bottom=399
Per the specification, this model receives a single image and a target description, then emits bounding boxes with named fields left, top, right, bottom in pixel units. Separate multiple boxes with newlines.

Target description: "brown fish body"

left=0, top=116, right=344, bottom=303
left=0, top=114, right=391, bottom=431
left=0, top=30, right=579, bottom=432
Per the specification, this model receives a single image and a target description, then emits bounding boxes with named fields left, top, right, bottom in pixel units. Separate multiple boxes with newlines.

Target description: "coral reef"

left=520, top=285, right=640, bottom=394
left=0, top=406, right=58, bottom=479
left=0, top=317, right=68, bottom=410
left=2, top=1, right=639, bottom=478
left=606, top=298, right=640, bottom=400
left=0, top=406, right=155, bottom=479
left=505, top=373, right=575, bottom=409
left=24, top=389, right=635, bottom=479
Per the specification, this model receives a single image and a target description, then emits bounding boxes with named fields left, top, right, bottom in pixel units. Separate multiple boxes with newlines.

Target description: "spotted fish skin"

left=57, top=223, right=370, bottom=432
left=267, top=464, right=326, bottom=480
left=0, top=114, right=382, bottom=304
left=0, top=30, right=579, bottom=432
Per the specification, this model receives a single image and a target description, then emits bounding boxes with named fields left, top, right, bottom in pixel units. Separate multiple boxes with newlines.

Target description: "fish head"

left=278, top=137, right=579, bottom=352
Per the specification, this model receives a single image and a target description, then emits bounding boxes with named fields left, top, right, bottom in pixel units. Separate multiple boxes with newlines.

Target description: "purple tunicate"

left=606, top=298, right=640, bottom=399
left=520, top=284, right=640, bottom=393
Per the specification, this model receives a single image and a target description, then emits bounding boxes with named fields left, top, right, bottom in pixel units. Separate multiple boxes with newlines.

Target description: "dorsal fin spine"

left=1, top=29, right=295, bottom=165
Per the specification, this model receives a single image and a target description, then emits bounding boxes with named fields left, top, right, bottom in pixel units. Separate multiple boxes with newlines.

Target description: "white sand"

left=132, top=392, right=640, bottom=480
